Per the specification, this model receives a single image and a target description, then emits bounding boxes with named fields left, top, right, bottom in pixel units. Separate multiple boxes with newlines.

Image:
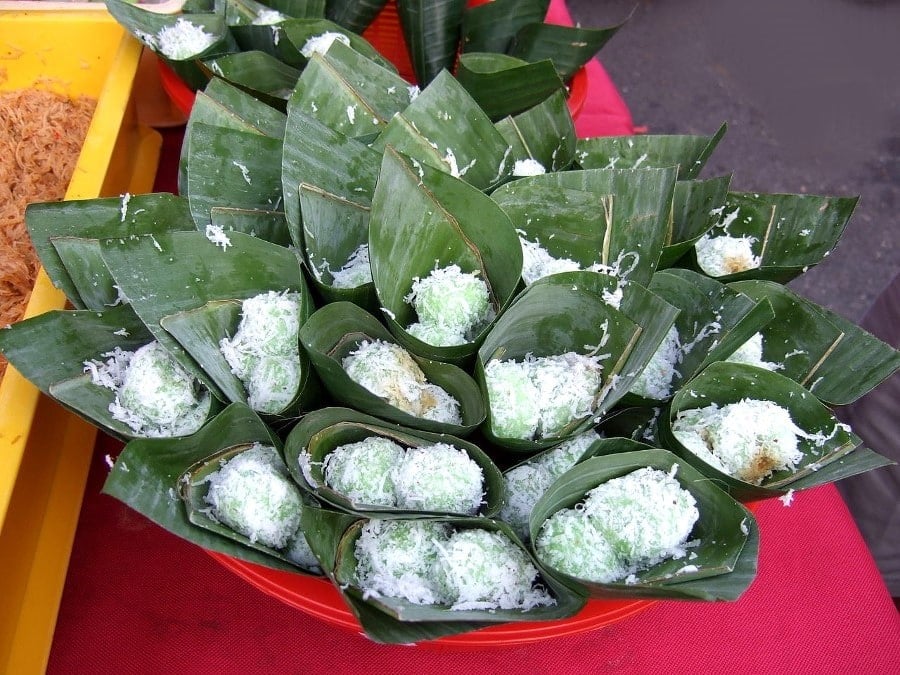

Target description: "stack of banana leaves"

left=2, top=0, right=899, bottom=645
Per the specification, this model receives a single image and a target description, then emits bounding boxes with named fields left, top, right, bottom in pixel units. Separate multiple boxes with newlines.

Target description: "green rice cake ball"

left=245, top=354, right=301, bottom=414
left=354, top=520, right=452, bottom=605
left=405, top=265, right=493, bottom=344
left=583, top=467, right=699, bottom=565
left=535, top=509, right=627, bottom=583
left=499, top=464, right=554, bottom=541
left=205, top=444, right=303, bottom=550
left=323, top=436, right=406, bottom=506
left=285, top=530, right=320, bottom=572
left=393, top=443, right=484, bottom=515
left=629, top=324, right=681, bottom=400
left=113, top=341, right=209, bottom=437
left=483, top=358, right=541, bottom=440
left=533, top=430, right=602, bottom=480
left=532, top=354, right=602, bottom=438
left=435, top=529, right=555, bottom=611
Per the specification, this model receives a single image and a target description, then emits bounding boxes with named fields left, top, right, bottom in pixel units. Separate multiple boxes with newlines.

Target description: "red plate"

left=208, top=551, right=654, bottom=647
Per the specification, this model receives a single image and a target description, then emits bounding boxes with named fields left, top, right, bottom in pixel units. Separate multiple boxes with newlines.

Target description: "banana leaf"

left=226, top=1, right=326, bottom=61
left=494, top=89, right=576, bottom=173
left=190, top=77, right=287, bottom=138
left=686, top=191, right=858, bottom=283
left=461, top=0, right=550, bottom=54
left=281, top=17, right=396, bottom=70
left=730, top=280, right=900, bottom=405
left=203, top=50, right=301, bottom=103
left=530, top=449, right=756, bottom=600
left=575, top=124, right=728, bottom=181
left=228, top=24, right=303, bottom=67
left=331, top=516, right=585, bottom=631
left=490, top=184, right=610, bottom=281
left=298, top=184, right=376, bottom=308
left=269, top=0, right=326, bottom=16
left=297, top=504, right=498, bottom=642
left=299, top=301, right=486, bottom=435
left=224, top=0, right=286, bottom=25
left=49, top=360, right=218, bottom=444
left=619, top=268, right=776, bottom=403
left=581, top=436, right=656, bottom=459
left=281, top=107, right=381, bottom=247
left=185, top=122, right=285, bottom=229
left=368, top=148, right=522, bottom=364
left=527, top=272, right=680, bottom=412
left=490, top=167, right=678, bottom=287
left=595, top=407, right=661, bottom=444
left=283, top=406, right=504, bottom=517
left=179, top=441, right=319, bottom=572
left=396, top=0, right=467, bottom=86
left=371, top=70, right=512, bottom=190
left=326, top=0, right=388, bottom=33
left=25, top=193, right=193, bottom=310
left=290, top=40, right=414, bottom=138
left=0, top=304, right=151, bottom=395
left=160, top=294, right=320, bottom=419
left=509, top=20, right=625, bottom=81
left=102, top=402, right=314, bottom=573
left=105, top=0, right=237, bottom=89
left=476, top=281, right=642, bottom=451
left=209, top=207, right=292, bottom=246
left=99, top=230, right=308, bottom=399
left=659, top=175, right=731, bottom=268
left=659, top=361, right=890, bottom=501
left=455, top=53, right=564, bottom=121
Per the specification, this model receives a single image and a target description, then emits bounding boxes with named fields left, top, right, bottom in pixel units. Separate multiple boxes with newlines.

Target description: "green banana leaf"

left=461, top=0, right=550, bottom=54
left=490, top=167, right=677, bottom=287
left=281, top=107, right=381, bottom=246
left=179, top=441, right=319, bottom=572
left=185, top=122, right=284, bottom=230
left=298, top=184, right=376, bottom=308
left=203, top=50, right=301, bottom=103
left=299, top=301, right=486, bottom=435
left=371, top=70, right=512, bottom=190
left=189, top=77, right=287, bottom=138
left=580, top=436, right=657, bottom=459
left=528, top=272, right=680, bottom=412
left=490, top=184, right=611, bottom=283
left=476, top=280, right=642, bottom=451
left=281, top=17, right=396, bottom=70
left=283, top=407, right=504, bottom=517
left=49, top=361, right=218, bottom=443
left=105, top=0, right=237, bottom=89
left=102, top=402, right=314, bottom=573
left=25, top=193, right=194, bottom=310
left=494, top=89, right=576, bottom=173
left=659, top=361, right=889, bottom=501
left=290, top=39, right=414, bottom=138
left=658, top=175, right=731, bottom=268
left=509, top=20, right=625, bottom=81
left=687, top=191, right=858, bottom=283
left=730, top=280, right=900, bottom=405
left=396, top=0, right=467, bottom=86
left=160, top=294, right=320, bottom=419
left=99, top=230, right=308, bottom=398
left=455, top=53, right=564, bottom=121
left=228, top=24, right=303, bottom=68
left=0, top=304, right=152, bottom=395
left=224, top=0, right=286, bottom=25
left=331, top=516, right=585, bottom=631
left=368, top=147, right=522, bottom=363
left=298, top=504, right=497, bottom=642
left=620, top=268, right=776, bottom=403
left=530, top=449, right=756, bottom=600
left=225, top=0, right=324, bottom=25
left=595, top=407, right=662, bottom=444
left=209, top=207, right=292, bottom=247
left=326, top=0, right=388, bottom=34
left=575, top=124, right=728, bottom=180
left=179, top=76, right=287, bottom=194
left=269, top=0, right=326, bottom=16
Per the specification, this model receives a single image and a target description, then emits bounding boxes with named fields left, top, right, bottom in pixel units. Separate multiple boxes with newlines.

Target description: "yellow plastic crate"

left=0, top=9, right=162, bottom=672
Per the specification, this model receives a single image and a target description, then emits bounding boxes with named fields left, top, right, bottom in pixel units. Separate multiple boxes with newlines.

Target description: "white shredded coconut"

left=205, top=224, right=232, bottom=250
left=156, top=18, right=218, bottom=60
left=512, top=158, right=546, bottom=177
left=695, top=233, right=761, bottom=277
left=300, top=31, right=350, bottom=58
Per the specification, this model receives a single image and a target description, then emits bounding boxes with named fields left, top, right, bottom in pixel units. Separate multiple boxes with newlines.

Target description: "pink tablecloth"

left=46, top=1, right=898, bottom=672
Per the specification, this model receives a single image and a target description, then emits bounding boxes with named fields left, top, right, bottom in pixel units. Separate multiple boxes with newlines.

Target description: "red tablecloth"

left=47, top=2, right=899, bottom=672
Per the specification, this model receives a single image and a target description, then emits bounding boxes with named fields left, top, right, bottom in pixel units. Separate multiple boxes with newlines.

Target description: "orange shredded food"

left=0, top=89, right=96, bottom=379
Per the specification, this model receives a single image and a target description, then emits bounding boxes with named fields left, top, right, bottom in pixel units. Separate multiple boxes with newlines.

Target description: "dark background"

left=569, top=0, right=899, bottom=323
